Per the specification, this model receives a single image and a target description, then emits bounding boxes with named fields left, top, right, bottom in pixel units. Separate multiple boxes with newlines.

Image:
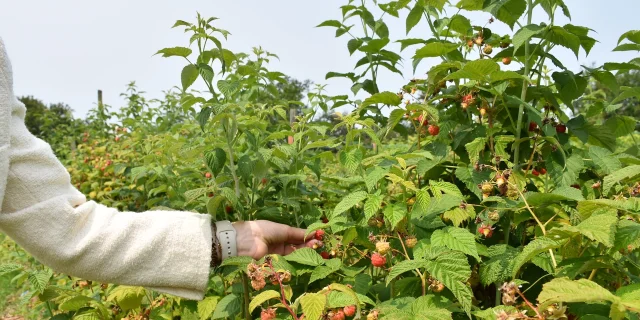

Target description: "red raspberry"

left=417, top=114, right=428, bottom=126
left=343, top=305, right=356, bottom=317
left=540, top=168, right=547, bottom=175
left=371, top=253, right=386, bottom=268
left=428, top=125, right=440, bottom=136
left=315, top=229, right=325, bottom=240
left=261, top=308, right=276, bottom=320
left=329, top=310, right=346, bottom=320
left=205, top=172, right=212, bottom=179
left=532, top=169, right=540, bottom=176
left=528, top=121, right=538, bottom=132
left=225, top=205, right=233, bottom=214
left=478, top=224, right=495, bottom=238
left=556, top=124, right=567, bottom=133
left=320, top=251, right=331, bottom=259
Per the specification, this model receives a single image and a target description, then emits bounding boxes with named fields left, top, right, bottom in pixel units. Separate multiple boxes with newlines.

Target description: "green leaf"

left=28, top=270, right=52, bottom=295
left=300, top=293, right=326, bottom=320
left=548, top=153, right=584, bottom=187
left=197, top=106, right=212, bottom=131
left=611, top=86, right=640, bottom=104
left=59, top=295, right=93, bottom=311
left=155, top=46, right=192, bottom=58
left=365, top=167, right=388, bottom=192
left=552, top=71, right=588, bottom=105
left=448, top=14, right=472, bottom=35
left=424, top=250, right=473, bottom=314
left=618, top=30, right=640, bottom=45
left=217, top=79, right=240, bottom=97
left=455, top=165, right=491, bottom=200
left=443, top=207, right=475, bottom=227
left=211, top=294, right=241, bottom=319
left=603, top=165, right=640, bottom=194
left=479, top=245, right=519, bottom=286
left=512, top=24, right=545, bottom=53
left=613, top=43, right=640, bottom=52
left=589, top=146, right=622, bottom=175
left=359, top=38, right=390, bottom=53
left=107, top=286, right=146, bottom=310
left=431, top=227, right=480, bottom=260
left=0, top=263, right=23, bottom=275
left=617, top=283, right=640, bottom=312
left=205, top=148, right=227, bottom=178
left=347, top=39, right=363, bottom=55
left=445, top=59, right=500, bottom=81
left=339, top=148, right=363, bottom=174
left=284, top=248, right=325, bottom=266
left=414, top=42, right=459, bottom=58
left=575, top=213, right=618, bottom=247
left=615, top=220, right=640, bottom=251
left=249, top=290, right=280, bottom=313
left=198, top=296, right=220, bottom=320
left=429, top=180, right=463, bottom=199
left=364, top=193, right=384, bottom=220
left=406, top=4, right=423, bottom=34
left=483, top=0, right=527, bottom=29
left=326, top=291, right=357, bottom=308
left=537, top=278, right=618, bottom=309
left=465, top=137, right=487, bottom=164
left=604, top=115, right=637, bottom=138
left=181, top=64, right=199, bottom=91
left=511, top=237, right=563, bottom=278
left=310, top=259, right=342, bottom=284
left=361, top=91, right=402, bottom=109
left=384, top=203, right=408, bottom=229
left=333, top=191, right=368, bottom=216
left=317, top=20, right=342, bottom=28
left=386, top=260, right=426, bottom=285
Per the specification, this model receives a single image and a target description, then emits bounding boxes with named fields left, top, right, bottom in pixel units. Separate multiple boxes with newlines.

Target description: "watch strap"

left=215, top=220, right=237, bottom=259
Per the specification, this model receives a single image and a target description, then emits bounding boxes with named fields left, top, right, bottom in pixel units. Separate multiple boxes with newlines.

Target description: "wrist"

left=213, top=221, right=237, bottom=263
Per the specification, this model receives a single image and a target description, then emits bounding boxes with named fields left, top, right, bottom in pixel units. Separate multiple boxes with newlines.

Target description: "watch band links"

left=215, top=220, right=237, bottom=260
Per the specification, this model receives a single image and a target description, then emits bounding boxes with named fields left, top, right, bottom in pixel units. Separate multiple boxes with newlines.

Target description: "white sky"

left=1, top=0, right=638, bottom=118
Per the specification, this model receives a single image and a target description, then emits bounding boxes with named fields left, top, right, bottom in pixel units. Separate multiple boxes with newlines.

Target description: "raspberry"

left=481, top=182, right=493, bottom=194
left=261, top=178, right=268, bottom=185
left=502, top=57, right=512, bottom=65
left=366, top=311, right=379, bottom=320
left=315, top=229, right=325, bottom=240
left=329, top=310, right=346, bottom=320
left=532, top=169, right=540, bottom=176
left=592, top=181, right=601, bottom=189
left=405, top=237, right=418, bottom=248
left=479, top=107, right=487, bottom=117
left=321, top=251, right=331, bottom=259
left=428, top=125, right=440, bottom=136
left=556, top=124, right=567, bottom=134
left=488, top=211, right=500, bottom=222
left=225, top=205, right=233, bottom=214
left=528, top=121, right=538, bottom=132
left=261, top=308, right=276, bottom=320
left=540, top=168, right=547, bottom=175
left=478, top=224, right=495, bottom=238
left=343, top=305, right=356, bottom=317
left=483, top=45, right=493, bottom=55
left=417, top=114, right=428, bottom=126
left=475, top=37, right=484, bottom=45
left=376, top=241, right=390, bottom=255
left=205, top=172, right=212, bottom=179
left=371, top=253, right=386, bottom=268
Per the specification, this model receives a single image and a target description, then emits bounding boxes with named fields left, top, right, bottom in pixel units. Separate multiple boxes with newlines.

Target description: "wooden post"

left=98, top=90, right=103, bottom=107
left=288, top=104, right=295, bottom=144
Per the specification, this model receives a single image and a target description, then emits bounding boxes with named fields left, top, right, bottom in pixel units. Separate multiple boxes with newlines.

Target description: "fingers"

left=282, top=239, right=322, bottom=255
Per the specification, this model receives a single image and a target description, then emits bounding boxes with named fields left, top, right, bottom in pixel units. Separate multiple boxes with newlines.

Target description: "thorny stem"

left=266, top=258, right=299, bottom=320
left=241, top=273, right=252, bottom=320
left=513, top=0, right=534, bottom=168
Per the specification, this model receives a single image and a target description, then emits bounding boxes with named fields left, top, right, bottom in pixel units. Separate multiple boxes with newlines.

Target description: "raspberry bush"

left=2, top=1, right=640, bottom=320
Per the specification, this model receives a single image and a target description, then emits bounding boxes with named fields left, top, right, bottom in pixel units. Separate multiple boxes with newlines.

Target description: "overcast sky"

left=1, top=0, right=638, bottom=118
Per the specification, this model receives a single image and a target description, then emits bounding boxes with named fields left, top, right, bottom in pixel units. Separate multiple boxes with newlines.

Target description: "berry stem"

left=513, top=0, right=534, bottom=168
left=266, top=257, right=299, bottom=320
left=516, top=287, right=543, bottom=319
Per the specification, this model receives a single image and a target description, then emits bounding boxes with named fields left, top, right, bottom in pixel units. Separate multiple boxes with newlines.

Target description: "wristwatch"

left=215, top=220, right=237, bottom=260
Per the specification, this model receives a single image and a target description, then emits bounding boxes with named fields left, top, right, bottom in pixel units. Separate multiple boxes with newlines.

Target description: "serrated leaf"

left=310, top=259, right=341, bottom=284
left=443, top=207, right=474, bottom=227
left=575, top=213, right=618, bottom=247
left=512, top=24, right=545, bottom=53
left=198, top=296, right=220, bottom=320
left=483, top=0, right=526, bottom=29
left=589, top=146, right=621, bottom=175
left=603, top=165, right=640, bottom=194
left=511, top=237, right=563, bottom=278
left=424, top=250, right=472, bottom=314
left=249, top=290, right=280, bottom=313
left=211, top=294, right=241, bottom=319
left=429, top=180, right=463, bottom=199
left=479, top=245, right=519, bottom=286
left=301, top=293, right=326, bottom=320
left=414, top=42, right=459, bottom=58
left=384, top=203, right=407, bottom=229
left=364, top=194, right=384, bottom=220
left=28, top=270, right=52, bottom=295
left=406, top=4, right=423, bottom=34
left=365, top=167, right=388, bottom=192
left=614, top=220, right=640, bottom=251
left=360, top=91, right=402, bottom=109
left=334, top=191, right=368, bottom=216
left=386, top=260, right=426, bottom=285
left=465, top=137, right=487, bottom=164
left=0, top=263, right=23, bottom=275
left=59, top=295, right=93, bottom=311
left=107, top=286, right=146, bottom=310
left=537, top=278, right=618, bottom=309
left=339, top=148, right=363, bottom=173
left=181, top=64, right=199, bottom=91
left=156, top=46, right=192, bottom=58
left=431, top=227, right=480, bottom=260
left=284, top=248, right=325, bottom=266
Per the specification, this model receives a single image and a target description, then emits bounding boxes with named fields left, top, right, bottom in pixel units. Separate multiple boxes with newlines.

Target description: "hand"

left=232, top=220, right=322, bottom=260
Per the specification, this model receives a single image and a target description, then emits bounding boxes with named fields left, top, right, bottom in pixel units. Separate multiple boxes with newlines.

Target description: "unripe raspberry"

left=483, top=45, right=493, bottom=55
left=375, top=241, right=390, bottom=255
left=481, top=182, right=493, bottom=194
left=371, top=253, right=386, bottom=267
left=488, top=211, right=500, bottom=222
left=405, top=237, right=418, bottom=248
left=366, top=310, right=379, bottom=320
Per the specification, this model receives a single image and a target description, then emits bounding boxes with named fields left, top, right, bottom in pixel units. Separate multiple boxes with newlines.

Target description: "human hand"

left=232, top=220, right=322, bottom=260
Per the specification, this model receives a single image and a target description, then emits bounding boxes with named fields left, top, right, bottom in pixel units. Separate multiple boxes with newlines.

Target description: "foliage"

left=2, top=2, right=640, bottom=320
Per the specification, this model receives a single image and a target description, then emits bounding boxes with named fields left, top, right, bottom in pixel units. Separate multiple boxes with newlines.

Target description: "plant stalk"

left=513, top=0, right=534, bottom=168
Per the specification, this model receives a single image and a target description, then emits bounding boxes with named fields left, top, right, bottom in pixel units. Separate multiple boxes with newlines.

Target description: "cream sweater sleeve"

left=0, top=38, right=213, bottom=301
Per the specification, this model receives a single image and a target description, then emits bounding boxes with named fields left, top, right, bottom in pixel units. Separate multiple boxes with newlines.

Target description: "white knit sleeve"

left=0, top=39, right=213, bottom=301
